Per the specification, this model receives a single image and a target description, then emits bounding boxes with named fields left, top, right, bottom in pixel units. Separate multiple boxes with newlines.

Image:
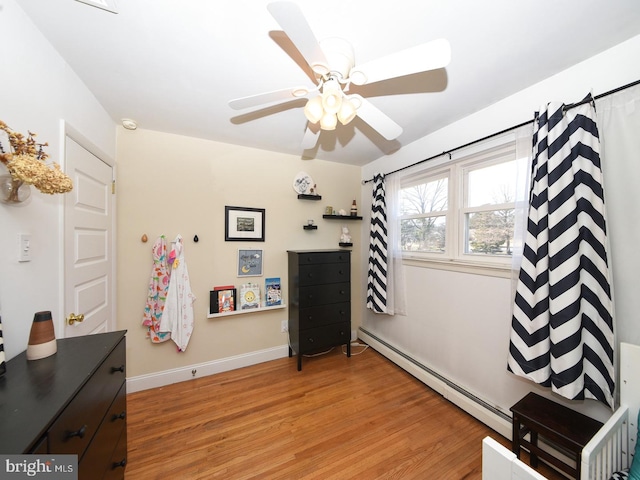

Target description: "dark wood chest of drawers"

left=287, top=250, right=351, bottom=370
left=0, top=331, right=127, bottom=479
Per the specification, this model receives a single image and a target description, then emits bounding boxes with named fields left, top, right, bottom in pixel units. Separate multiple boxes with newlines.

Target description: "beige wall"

left=116, top=128, right=363, bottom=378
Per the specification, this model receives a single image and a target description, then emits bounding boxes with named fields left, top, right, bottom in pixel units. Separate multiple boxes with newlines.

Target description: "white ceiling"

left=15, top=0, right=640, bottom=166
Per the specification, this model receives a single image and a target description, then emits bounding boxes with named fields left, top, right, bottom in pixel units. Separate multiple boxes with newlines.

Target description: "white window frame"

left=399, top=139, right=518, bottom=277
left=399, top=168, right=450, bottom=257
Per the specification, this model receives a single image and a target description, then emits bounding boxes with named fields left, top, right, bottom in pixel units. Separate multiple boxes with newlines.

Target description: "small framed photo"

left=238, top=249, right=263, bottom=277
left=225, top=206, right=265, bottom=242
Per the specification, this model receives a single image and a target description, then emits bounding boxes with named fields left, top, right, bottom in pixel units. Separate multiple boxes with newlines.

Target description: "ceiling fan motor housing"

left=317, top=37, right=355, bottom=81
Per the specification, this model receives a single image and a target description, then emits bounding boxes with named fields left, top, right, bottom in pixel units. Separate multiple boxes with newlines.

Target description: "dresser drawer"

left=296, top=251, right=350, bottom=265
left=299, top=263, right=350, bottom=286
left=48, top=338, right=126, bottom=455
left=299, top=282, right=350, bottom=308
left=104, top=427, right=128, bottom=480
left=79, top=382, right=127, bottom=479
left=299, top=322, right=351, bottom=352
left=299, top=302, right=350, bottom=329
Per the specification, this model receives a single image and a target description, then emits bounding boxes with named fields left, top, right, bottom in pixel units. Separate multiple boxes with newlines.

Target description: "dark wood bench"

left=510, top=392, right=603, bottom=479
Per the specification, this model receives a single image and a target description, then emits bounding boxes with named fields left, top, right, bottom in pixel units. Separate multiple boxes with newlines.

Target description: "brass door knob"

left=67, top=313, right=85, bottom=325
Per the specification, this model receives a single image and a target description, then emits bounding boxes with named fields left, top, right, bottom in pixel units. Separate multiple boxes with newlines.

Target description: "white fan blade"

left=301, top=124, right=320, bottom=150
left=267, top=2, right=329, bottom=75
left=229, top=86, right=311, bottom=110
left=353, top=95, right=403, bottom=140
left=349, top=38, right=451, bottom=86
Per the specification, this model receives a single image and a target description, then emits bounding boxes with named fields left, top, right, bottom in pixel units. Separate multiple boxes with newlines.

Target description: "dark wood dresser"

left=0, top=330, right=127, bottom=479
left=287, top=250, right=351, bottom=371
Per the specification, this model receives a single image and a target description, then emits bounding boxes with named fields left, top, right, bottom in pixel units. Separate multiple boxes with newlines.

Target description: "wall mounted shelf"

left=207, top=303, right=286, bottom=319
left=298, top=194, right=321, bottom=200
left=303, top=225, right=318, bottom=230
left=339, top=242, right=353, bottom=247
left=323, top=215, right=362, bottom=220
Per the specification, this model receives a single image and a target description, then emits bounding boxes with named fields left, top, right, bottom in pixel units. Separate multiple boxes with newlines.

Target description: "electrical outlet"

left=280, top=320, right=288, bottom=333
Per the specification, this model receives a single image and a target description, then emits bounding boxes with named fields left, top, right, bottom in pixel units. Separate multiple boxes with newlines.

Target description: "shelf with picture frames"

left=207, top=303, right=286, bottom=319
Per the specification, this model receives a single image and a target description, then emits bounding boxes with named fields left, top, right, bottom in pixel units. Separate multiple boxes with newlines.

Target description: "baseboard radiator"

left=358, top=327, right=513, bottom=438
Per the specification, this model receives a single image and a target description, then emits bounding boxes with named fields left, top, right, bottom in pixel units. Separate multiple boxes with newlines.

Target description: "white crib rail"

left=581, top=406, right=629, bottom=480
left=483, top=437, right=548, bottom=480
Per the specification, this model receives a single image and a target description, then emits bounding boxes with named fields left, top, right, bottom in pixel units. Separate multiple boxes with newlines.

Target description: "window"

left=399, top=142, right=518, bottom=268
left=400, top=172, right=448, bottom=254
left=462, top=158, right=516, bottom=257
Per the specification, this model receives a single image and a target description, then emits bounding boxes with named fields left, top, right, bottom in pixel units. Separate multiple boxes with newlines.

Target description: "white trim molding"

left=126, top=344, right=290, bottom=393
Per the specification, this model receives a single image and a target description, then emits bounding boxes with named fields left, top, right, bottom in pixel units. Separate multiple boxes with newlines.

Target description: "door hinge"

left=112, top=180, right=116, bottom=194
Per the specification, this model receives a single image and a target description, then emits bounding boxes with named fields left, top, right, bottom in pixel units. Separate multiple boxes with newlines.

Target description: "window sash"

left=399, top=140, right=517, bottom=266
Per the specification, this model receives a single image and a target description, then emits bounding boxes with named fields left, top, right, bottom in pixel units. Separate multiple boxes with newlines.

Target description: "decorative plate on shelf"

left=293, top=171, right=314, bottom=195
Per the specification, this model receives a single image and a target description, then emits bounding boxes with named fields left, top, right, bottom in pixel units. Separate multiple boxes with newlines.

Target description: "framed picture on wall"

left=237, top=249, right=263, bottom=277
left=225, top=206, right=265, bottom=242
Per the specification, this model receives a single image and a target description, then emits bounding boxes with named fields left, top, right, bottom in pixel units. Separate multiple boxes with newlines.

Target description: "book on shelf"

left=210, top=286, right=236, bottom=314
left=239, top=283, right=261, bottom=310
left=265, top=277, right=282, bottom=306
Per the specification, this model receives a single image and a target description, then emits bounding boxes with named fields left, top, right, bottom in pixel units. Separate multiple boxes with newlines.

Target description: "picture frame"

left=225, top=206, right=265, bottom=242
left=237, top=249, right=263, bottom=277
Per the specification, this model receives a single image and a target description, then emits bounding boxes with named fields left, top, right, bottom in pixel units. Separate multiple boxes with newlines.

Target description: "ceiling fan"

left=228, top=1, right=451, bottom=150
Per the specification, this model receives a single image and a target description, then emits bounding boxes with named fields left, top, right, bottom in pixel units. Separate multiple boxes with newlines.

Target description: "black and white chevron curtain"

left=367, top=174, right=388, bottom=313
left=508, top=96, right=615, bottom=407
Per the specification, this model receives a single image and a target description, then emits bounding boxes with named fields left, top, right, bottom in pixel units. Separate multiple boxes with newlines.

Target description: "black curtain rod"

left=362, top=78, right=640, bottom=185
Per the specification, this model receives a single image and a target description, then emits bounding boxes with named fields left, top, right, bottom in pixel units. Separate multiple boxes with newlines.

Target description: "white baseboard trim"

left=358, top=328, right=512, bottom=439
left=126, top=344, right=290, bottom=393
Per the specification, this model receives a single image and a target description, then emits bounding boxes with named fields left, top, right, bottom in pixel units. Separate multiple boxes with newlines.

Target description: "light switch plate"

left=18, top=233, right=31, bottom=262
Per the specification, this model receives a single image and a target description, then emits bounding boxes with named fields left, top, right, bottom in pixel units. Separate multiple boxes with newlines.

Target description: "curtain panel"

left=508, top=96, right=615, bottom=407
left=367, top=173, right=407, bottom=316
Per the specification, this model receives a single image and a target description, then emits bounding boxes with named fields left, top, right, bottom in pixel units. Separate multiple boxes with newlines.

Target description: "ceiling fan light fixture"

left=337, top=97, right=357, bottom=125
left=304, top=96, right=323, bottom=123
left=321, top=78, right=343, bottom=114
left=320, top=112, right=337, bottom=131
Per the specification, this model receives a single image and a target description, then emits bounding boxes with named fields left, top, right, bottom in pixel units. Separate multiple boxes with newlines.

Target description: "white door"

left=64, top=136, right=114, bottom=337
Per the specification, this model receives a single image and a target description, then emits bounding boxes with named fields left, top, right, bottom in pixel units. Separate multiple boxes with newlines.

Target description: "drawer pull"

left=308, top=338, right=314, bottom=343
left=112, top=411, right=126, bottom=421
left=67, top=425, right=87, bottom=440
left=112, top=458, right=127, bottom=469
left=111, top=365, right=125, bottom=373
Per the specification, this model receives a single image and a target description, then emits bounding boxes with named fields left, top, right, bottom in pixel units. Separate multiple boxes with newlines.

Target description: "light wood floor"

left=125, top=345, right=566, bottom=479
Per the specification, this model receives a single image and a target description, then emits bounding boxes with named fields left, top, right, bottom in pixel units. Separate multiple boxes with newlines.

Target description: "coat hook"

left=193, top=234, right=199, bottom=243
left=141, top=234, right=148, bottom=243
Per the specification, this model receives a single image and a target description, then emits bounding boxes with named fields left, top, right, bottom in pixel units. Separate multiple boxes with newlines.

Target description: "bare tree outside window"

left=400, top=178, right=447, bottom=252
